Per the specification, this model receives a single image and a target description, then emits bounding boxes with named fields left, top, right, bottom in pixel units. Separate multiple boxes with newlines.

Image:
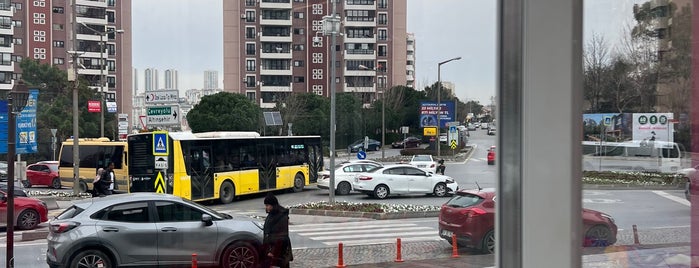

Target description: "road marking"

left=291, top=220, right=441, bottom=246
left=461, top=144, right=478, bottom=164
left=652, top=190, right=690, bottom=207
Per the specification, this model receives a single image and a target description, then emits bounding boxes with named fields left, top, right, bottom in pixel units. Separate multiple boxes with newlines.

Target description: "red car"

left=438, top=188, right=617, bottom=254
left=487, top=146, right=496, bottom=165
left=0, top=189, right=49, bottom=229
left=24, top=161, right=61, bottom=189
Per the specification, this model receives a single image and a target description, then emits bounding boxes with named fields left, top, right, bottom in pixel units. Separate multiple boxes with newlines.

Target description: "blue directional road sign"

left=357, top=150, right=367, bottom=160
left=153, top=131, right=169, bottom=156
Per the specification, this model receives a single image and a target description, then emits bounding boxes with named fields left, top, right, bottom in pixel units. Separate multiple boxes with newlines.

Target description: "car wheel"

left=16, top=209, right=40, bottom=230
left=219, top=181, right=235, bottom=204
left=336, top=181, right=352, bottom=195
left=221, top=241, right=258, bottom=268
left=293, top=173, right=305, bottom=192
left=78, top=180, right=88, bottom=193
left=22, top=180, right=31, bottom=188
left=488, top=161, right=494, bottom=165
left=481, top=230, right=495, bottom=254
left=433, top=183, right=447, bottom=197
left=51, top=177, right=62, bottom=189
left=70, top=249, right=113, bottom=268
left=373, top=185, right=389, bottom=199
left=584, top=225, right=613, bottom=247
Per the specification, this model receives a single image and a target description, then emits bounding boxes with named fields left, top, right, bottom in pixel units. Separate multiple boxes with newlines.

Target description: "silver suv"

left=46, top=193, right=263, bottom=268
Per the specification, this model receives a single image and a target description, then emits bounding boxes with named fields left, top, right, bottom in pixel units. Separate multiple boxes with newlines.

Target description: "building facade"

left=164, top=68, right=177, bottom=89
left=223, top=0, right=407, bottom=108
left=204, top=69, right=218, bottom=89
left=406, top=32, right=415, bottom=88
left=144, top=67, right=158, bottom=91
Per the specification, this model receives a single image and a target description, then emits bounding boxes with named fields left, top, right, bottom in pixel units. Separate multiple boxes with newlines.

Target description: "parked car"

left=438, top=188, right=618, bottom=254
left=24, top=161, right=61, bottom=189
left=348, top=138, right=382, bottom=152
left=675, top=164, right=698, bottom=201
left=467, top=123, right=477, bottom=131
left=391, top=136, right=421, bottom=148
left=481, top=123, right=489, bottom=129
left=0, top=189, right=49, bottom=230
left=487, top=126, right=496, bottom=136
left=318, top=161, right=383, bottom=195
left=487, top=146, right=496, bottom=165
left=408, top=154, right=438, bottom=174
left=352, top=164, right=458, bottom=199
left=46, top=193, right=263, bottom=268
left=0, top=184, right=29, bottom=197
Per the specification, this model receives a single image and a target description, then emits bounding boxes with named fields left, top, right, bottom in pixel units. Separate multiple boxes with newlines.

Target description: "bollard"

left=451, top=233, right=459, bottom=258
left=337, top=242, right=347, bottom=268
left=191, top=253, right=198, bottom=268
left=632, top=224, right=640, bottom=245
left=395, top=238, right=404, bottom=262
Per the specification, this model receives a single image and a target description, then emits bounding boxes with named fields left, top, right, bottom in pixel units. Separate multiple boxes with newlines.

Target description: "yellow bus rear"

left=57, top=138, right=129, bottom=193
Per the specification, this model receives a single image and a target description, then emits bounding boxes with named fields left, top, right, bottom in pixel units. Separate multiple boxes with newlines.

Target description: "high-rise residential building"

left=204, top=70, right=218, bottom=89
left=406, top=33, right=416, bottom=88
left=164, top=68, right=178, bottom=89
left=145, top=68, right=158, bottom=91
left=133, top=68, right=139, bottom=93
left=223, top=0, right=407, bottom=108
left=9, top=0, right=132, bottom=114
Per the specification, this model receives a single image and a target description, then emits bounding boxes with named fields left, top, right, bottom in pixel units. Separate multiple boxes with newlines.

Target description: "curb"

left=290, top=208, right=439, bottom=220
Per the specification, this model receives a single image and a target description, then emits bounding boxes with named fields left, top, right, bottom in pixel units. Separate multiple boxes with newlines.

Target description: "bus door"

left=187, top=146, right=215, bottom=200
left=307, top=142, right=323, bottom=183
left=257, top=143, right=276, bottom=190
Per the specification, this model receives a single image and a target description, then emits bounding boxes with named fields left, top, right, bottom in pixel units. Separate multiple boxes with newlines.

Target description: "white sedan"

left=317, top=161, right=383, bottom=195
left=408, top=154, right=438, bottom=174
left=352, top=164, right=458, bottom=199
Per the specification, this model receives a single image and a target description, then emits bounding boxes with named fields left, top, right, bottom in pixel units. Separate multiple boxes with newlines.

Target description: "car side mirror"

left=202, top=214, right=213, bottom=226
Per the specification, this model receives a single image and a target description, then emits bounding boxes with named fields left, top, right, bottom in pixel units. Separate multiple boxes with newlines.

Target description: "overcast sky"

left=132, top=0, right=641, bottom=105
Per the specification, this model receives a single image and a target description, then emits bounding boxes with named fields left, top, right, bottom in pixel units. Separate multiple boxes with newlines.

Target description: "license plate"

left=418, top=165, right=426, bottom=168
left=441, top=230, right=453, bottom=237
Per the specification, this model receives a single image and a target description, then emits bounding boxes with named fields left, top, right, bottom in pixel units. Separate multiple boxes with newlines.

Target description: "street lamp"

left=436, top=56, right=461, bottom=157
left=80, top=22, right=124, bottom=137
left=358, top=64, right=386, bottom=160
left=322, top=4, right=340, bottom=204
left=5, top=80, right=29, bottom=268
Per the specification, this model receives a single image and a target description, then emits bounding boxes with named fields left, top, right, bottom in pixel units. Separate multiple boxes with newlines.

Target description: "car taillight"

left=430, top=163, right=435, bottom=168
left=461, top=207, right=487, bottom=217
left=49, top=222, right=80, bottom=234
left=358, top=176, right=372, bottom=181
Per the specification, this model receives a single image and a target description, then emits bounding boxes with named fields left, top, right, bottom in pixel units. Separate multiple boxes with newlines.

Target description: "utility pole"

left=323, top=2, right=340, bottom=204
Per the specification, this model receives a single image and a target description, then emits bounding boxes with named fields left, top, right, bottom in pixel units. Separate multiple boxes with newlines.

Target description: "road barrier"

left=451, top=233, right=460, bottom=258
left=336, top=242, right=346, bottom=268
left=395, top=238, right=404, bottom=262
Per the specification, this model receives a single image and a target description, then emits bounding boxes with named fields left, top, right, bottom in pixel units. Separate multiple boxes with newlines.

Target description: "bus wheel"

left=292, top=173, right=305, bottom=192
left=219, top=181, right=235, bottom=204
left=78, top=181, right=88, bottom=193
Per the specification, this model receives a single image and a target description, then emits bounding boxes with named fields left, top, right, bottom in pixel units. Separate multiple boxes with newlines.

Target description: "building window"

left=0, top=35, right=10, bottom=47
left=294, top=76, right=305, bottom=83
left=107, top=44, right=115, bottom=55
left=11, top=3, right=21, bottom=11
left=378, top=29, right=387, bottom=41
left=11, top=55, right=22, bottom=62
left=246, top=76, right=256, bottom=87
left=107, top=11, right=115, bottom=23
left=245, top=27, right=255, bottom=39
left=293, top=44, right=304, bottom=51
left=107, top=76, right=116, bottom=88
left=293, top=28, right=304, bottom=35
left=245, top=0, right=255, bottom=6
left=346, top=10, right=375, bottom=21
left=312, top=85, right=323, bottom=95
left=294, top=60, right=304, bottom=67
left=0, top=52, right=10, bottom=65
left=13, top=38, right=22, bottom=45
left=53, top=57, right=64, bottom=65
left=294, top=0, right=305, bottom=2
left=0, top=16, right=10, bottom=29
left=246, top=10, right=255, bottom=23
left=312, top=53, right=322, bottom=63
left=312, top=69, right=323, bottom=80
left=246, top=59, right=256, bottom=71
left=378, top=45, right=387, bottom=57
left=107, top=60, right=115, bottom=71
left=293, top=12, right=304, bottom=19
left=53, top=40, right=64, bottom=47
left=246, top=92, right=256, bottom=102
left=378, top=0, right=387, bottom=8
left=378, top=13, right=387, bottom=25
left=0, top=71, right=12, bottom=84
left=52, top=23, right=64, bottom=30
left=246, top=43, right=255, bottom=55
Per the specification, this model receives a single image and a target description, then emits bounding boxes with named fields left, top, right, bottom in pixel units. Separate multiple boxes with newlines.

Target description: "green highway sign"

left=146, top=106, right=179, bottom=126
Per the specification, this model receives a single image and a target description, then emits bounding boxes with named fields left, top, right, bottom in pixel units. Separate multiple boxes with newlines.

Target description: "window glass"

left=155, top=201, right=203, bottom=222
left=104, top=202, right=150, bottom=223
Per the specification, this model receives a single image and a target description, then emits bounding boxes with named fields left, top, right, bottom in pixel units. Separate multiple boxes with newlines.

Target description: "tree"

left=187, top=92, right=260, bottom=132
left=583, top=33, right=612, bottom=113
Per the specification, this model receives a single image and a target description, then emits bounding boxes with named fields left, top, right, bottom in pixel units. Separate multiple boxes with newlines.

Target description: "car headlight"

left=600, top=213, right=615, bottom=224
left=446, top=178, right=454, bottom=184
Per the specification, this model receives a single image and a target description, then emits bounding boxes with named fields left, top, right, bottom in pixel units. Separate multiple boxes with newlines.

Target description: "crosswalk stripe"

left=310, top=230, right=437, bottom=241
left=290, top=223, right=416, bottom=232
left=296, top=226, right=432, bottom=236
left=330, top=236, right=443, bottom=246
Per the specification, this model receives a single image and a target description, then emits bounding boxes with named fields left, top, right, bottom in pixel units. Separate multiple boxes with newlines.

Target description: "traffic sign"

left=450, top=140, right=457, bottom=150
left=154, top=156, right=168, bottom=169
left=357, top=150, right=367, bottom=160
left=147, top=105, right=179, bottom=126
left=154, top=171, right=166, bottom=194
left=145, top=90, right=180, bottom=104
left=153, top=131, right=169, bottom=156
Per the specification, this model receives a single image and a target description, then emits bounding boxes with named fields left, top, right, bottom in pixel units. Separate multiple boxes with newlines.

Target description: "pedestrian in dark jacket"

left=260, top=193, right=293, bottom=268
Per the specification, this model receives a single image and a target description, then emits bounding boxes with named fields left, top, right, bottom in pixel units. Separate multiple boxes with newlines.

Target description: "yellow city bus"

left=58, top=138, right=129, bottom=193
left=127, top=131, right=323, bottom=203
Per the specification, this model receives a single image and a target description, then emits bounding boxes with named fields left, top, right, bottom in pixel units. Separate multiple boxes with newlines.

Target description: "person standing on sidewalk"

left=260, top=193, right=293, bottom=268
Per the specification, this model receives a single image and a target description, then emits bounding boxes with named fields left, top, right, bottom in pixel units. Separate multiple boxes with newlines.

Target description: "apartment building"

left=223, top=0, right=407, bottom=108
left=204, top=69, right=218, bottom=89
left=164, top=68, right=177, bottom=89
left=144, top=67, right=158, bottom=91
left=9, top=0, right=132, bottom=116
left=406, top=32, right=415, bottom=88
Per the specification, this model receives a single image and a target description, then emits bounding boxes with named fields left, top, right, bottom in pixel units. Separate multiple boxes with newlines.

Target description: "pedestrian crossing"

left=289, top=219, right=442, bottom=246
left=470, top=158, right=487, bottom=162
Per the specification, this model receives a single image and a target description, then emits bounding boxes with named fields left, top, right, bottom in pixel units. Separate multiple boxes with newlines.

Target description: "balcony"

left=76, top=16, right=107, bottom=27
left=260, top=49, right=292, bottom=59
left=260, top=17, right=292, bottom=26
left=344, top=18, right=376, bottom=27
left=345, top=1, right=376, bottom=10
left=343, top=35, right=376, bottom=44
left=261, top=83, right=292, bottom=92
left=407, top=54, right=415, bottom=61
left=260, top=0, right=291, bottom=9
left=260, top=34, right=292, bottom=43
left=260, top=67, right=292, bottom=76
left=344, top=69, right=375, bottom=77
left=345, top=49, right=376, bottom=60
left=344, top=83, right=376, bottom=93
left=77, top=0, right=107, bottom=8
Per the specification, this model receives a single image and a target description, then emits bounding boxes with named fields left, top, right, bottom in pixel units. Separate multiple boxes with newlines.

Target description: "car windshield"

left=180, top=198, right=230, bottom=219
left=445, top=193, right=484, bottom=208
left=48, top=165, right=59, bottom=172
left=412, top=155, right=431, bottom=162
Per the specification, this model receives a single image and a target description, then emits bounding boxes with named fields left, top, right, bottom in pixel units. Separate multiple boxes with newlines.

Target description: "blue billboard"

left=419, top=101, right=455, bottom=128
left=0, top=89, right=39, bottom=154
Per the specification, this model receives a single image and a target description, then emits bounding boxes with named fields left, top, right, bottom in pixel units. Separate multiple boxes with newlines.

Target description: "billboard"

left=582, top=113, right=673, bottom=143
left=419, top=101, right=455, bottom=128
left=0, top=89, right=39, bottom=154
